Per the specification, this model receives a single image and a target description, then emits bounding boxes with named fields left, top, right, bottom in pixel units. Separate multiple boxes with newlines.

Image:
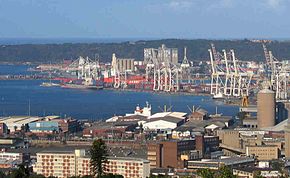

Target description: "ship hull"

left=61, top=84, right=103, bottom=90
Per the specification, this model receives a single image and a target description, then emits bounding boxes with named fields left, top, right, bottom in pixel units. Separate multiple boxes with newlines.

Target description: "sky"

left=0, top=0, right=290, bottom=39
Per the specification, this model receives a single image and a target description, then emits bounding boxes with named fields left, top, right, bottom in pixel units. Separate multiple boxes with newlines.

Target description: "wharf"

left=0, top=75, right=49, bottom=80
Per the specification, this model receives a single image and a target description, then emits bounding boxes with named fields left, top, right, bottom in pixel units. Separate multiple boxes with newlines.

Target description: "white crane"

left=145, top=45, right=182, bottom=92
left=262, top=44, right=289, bottom=100
left=209, top=44, right=252, bottom=98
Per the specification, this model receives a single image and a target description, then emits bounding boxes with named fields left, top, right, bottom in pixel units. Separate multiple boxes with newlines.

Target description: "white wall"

left=143, top=120, right=177, bottom=130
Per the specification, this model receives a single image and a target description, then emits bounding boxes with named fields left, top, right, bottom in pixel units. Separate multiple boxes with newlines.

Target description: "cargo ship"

left=61, top=83, right=103, bottom=90
left=40, top=82, right=60, bottom=87
left=59, top=77, right=104, bottom=90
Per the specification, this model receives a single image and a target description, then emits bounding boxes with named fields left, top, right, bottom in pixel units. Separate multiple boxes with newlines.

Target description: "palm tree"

left=90, top=139, right=108, bottom=178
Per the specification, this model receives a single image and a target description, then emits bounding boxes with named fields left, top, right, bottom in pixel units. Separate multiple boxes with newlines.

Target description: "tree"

left=271, top=161, right=286, bottom=177
left=0, top=171, right=5, bottom=178
left=29, top=174, right=46, bottom=178
left=217, top=166, right=237, bottom=178
left=197, top=168, right=214, bottom=178
left=9, top=164, right=30, bottom=178
left=90, top=139, right=108, bottom=178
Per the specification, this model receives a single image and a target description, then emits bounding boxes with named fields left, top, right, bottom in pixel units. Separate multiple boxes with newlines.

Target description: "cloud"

left=205, top=0, right=235, bottom=11
left=166, top=0, right=194, bottom=11
left=264, top=0, right=287, bottom=10
left=220, top=0, right=234, bottom=8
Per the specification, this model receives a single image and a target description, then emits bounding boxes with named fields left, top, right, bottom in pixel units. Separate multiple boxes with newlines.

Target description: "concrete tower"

left=285, top=119, right=290, bottom=158
left=257, top=88, right=276, bottom=128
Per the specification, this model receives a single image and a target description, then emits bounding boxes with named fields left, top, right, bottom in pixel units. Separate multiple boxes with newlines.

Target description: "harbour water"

left=0, top=65, right=239, bottom=120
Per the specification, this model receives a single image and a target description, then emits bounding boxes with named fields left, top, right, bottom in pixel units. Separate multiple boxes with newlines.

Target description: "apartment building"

left=34, top=149, right=150, bottom=178
left=34, top=151, right=76, bottom=177
left=105, top=157, right=150, bottom=178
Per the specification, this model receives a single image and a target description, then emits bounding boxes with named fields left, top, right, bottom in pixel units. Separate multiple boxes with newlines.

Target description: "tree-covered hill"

left=0, top=39, right=289, bottom=63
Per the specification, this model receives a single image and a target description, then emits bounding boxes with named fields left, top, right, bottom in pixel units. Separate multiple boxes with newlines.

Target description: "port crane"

left=145, top=45, right=181, bottom=92
left=208, top=43, right=252, bottom=98
left=262, top=44, right=289, bottom=100
left=112, top=53, right=128, bottom=89
left=65, top=56, right=101, bottom=82
left=180, top=47, right=191, bottom=83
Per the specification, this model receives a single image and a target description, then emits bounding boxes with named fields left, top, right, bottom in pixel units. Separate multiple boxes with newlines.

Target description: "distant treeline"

left=0, top=39, right=290, bottom=63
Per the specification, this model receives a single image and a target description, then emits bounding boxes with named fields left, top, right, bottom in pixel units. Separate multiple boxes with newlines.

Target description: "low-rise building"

left=186, top=157, right=255, bottom=170
left=0, top=150, right=28, bottom=169
left=233, top=167, right=281, bottom=178
left=187, top=108, right=208, bottom=121
left=83, top=121, right=137, bottom=138
left=54, top=118, right=80, bottom=133
left=0, top=151, right=29, bottom=163
left=0, top=159, right=20, bottom=168
left=143, top=117, right=185, bottom=131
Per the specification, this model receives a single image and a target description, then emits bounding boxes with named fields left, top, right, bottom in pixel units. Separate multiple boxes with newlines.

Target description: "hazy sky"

left=0, top=0, right=290, bottom=39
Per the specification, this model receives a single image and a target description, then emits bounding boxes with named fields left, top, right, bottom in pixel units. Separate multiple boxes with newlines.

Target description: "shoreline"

left=103, top=87, right=212, bottom=97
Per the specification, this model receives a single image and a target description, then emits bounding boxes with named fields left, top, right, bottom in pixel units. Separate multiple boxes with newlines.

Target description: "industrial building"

left=111, top=53, right=135, bottom=73
left=216, top=129, right=285, bottom=160
left=28, top=121, right=59, bottom=133
left=144, top=44, right=178, bottom=65
left=142, top=117, right=185, bottom=131
left=0, top=116, right=44, bottom=132
left=257, top=87, right=276, bottom=128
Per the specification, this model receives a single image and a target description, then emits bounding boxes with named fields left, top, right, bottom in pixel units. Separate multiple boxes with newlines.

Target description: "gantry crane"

left=208, top=43, right=252, bottom=98
left=262, top=44, right=289, bottom=100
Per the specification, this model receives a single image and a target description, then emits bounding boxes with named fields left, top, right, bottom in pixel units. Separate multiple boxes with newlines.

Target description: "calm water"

left=0, top=65, right=239, bottom=120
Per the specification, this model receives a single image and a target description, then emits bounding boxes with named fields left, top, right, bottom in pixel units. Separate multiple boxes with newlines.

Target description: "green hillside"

left=0, top=39, right=289, bottom=63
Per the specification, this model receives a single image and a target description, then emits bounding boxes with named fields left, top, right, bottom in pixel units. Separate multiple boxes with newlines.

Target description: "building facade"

left=34, top=149, right=150, bottom=178
left=147, top=140, right=195, bottom=169
left=28, top=121, right=59, bottom=134
left=246, top=145, right=279, bottom=160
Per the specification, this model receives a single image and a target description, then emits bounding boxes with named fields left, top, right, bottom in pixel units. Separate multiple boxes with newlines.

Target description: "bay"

left=0, top=65, right=239, bottom=120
